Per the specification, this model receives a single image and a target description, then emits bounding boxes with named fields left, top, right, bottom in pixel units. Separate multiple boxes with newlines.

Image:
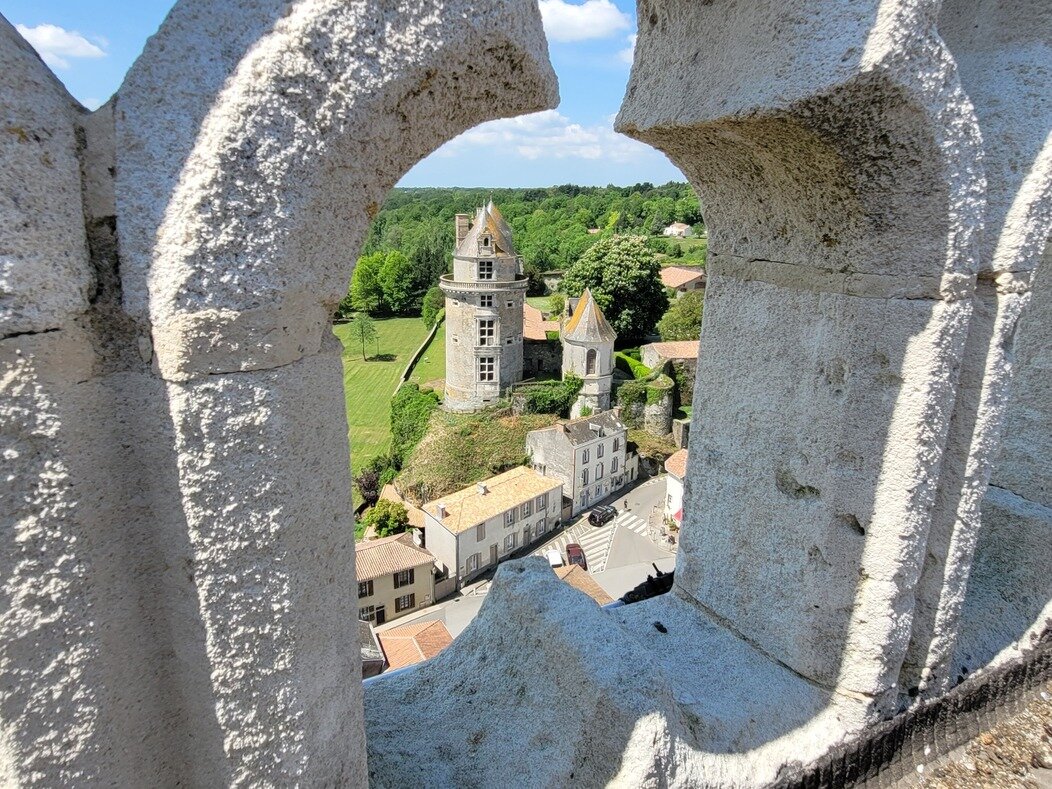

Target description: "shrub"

left=615, top=352, right=651, bottom=380
left=353, top=467, right=381, bottom=507
left=646, top=374, right=675, bottom=405
left=616, top=380, right=647, bottom=409
left=362, top=499, right=409, bottom=538
left=522, top=374, right=583, bottom=416
left=421, top=286, right=445, bottom=328
left=390, top=383, right=441, bottom=463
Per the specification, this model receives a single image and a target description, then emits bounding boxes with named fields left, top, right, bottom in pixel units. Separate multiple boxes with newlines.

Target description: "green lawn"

left=333, top=316, right=433, bottom=475
left=657, top=234, right=708, bottom=267
left=526, top=295, right=550, bottom=310
left=406, top=323, right=446, bottom=390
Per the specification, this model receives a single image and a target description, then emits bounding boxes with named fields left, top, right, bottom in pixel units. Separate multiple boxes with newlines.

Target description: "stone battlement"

left=0, top=0, right=1049, bottom=786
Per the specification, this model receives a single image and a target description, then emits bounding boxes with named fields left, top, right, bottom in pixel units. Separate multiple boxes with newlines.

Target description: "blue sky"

left=5, top=0, right=683, bottom=187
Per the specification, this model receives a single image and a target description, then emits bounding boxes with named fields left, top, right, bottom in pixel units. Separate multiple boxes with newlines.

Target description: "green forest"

left=339, top=182, right=706, bottom=317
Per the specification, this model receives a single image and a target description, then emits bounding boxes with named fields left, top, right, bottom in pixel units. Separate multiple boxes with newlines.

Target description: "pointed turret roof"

left=563, top=288, right=617, bottom=344
left=454, top=201, right=517, bottom=257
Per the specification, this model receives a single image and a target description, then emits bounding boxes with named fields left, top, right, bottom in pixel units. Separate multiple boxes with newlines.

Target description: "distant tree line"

left=337, top=182, right=705, bottom=317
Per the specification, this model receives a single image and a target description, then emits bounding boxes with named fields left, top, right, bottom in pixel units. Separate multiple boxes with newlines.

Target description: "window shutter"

left=408, top=568, right=415, bottom=585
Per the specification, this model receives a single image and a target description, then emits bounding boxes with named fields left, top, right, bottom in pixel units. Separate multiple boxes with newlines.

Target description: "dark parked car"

left=565, top=543, right=587, bottom=571
left=588, top=505, right=617, bottom=527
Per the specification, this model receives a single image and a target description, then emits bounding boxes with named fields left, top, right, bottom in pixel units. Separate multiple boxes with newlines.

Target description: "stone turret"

left=561, top=288, right=616, bottom=417
left=440, top=202, right=527, bottom=411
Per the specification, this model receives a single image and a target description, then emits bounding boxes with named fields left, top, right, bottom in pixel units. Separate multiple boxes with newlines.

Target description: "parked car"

left=565, top=543, right=587, bottom=571
left=588, top=505, right=617, bottom=527
left=545, top=549, right=564, bottom=568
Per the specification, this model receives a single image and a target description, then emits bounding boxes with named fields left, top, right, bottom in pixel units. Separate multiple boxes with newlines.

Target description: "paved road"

left=531, top=510, right=649, bottom=574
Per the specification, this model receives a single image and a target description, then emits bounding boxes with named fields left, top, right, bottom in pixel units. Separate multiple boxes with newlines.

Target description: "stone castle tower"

left=440, top=202, right=527, bottom=411
left=562, top=288, right=617, bottom=417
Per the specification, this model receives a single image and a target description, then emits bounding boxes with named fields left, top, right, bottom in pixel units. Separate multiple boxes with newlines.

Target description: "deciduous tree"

left=657, top=290, right=703, bottom=341
left=560, top=235, right=668, bottom=343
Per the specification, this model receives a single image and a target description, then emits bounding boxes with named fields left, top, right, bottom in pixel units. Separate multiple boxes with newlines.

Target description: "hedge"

left=615, top=352, right=651, bottom=380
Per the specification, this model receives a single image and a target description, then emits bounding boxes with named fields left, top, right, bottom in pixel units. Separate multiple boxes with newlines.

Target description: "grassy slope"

left=333, top=317, right=432, bottom=474
left=396, top=406, right=561, bottom=506
left=406, top=323, right=446, bottom=389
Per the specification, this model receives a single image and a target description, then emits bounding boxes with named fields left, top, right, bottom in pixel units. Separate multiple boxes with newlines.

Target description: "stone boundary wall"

left=775, top=627, right=1052, bottom=788
left=397, top=314, right=444, bottom=394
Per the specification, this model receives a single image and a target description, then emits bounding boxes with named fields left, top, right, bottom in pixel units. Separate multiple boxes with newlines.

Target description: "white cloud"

left=618, top=34, right=637, bottom=65
left=436, top=110, right=656, bottom=164
left=539, top=0, right=632, bottom=43
left=16, top=23, right=106, bottom=70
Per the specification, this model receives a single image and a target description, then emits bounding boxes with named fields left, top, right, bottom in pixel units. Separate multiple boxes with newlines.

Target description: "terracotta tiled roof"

left=423, top=466, right=562, bottom=535
left=377, top=620, right=453, bottom=669
left=379, top=484, right=425, bottom=530
left=554, top=565, right=614, bottom=605
left=523, top=303, right=559, bottom=341
left=665, top=448, right=688, bottom=480
left=563, top=288, right=616, bottom=343
left=354, top=532, right=435, bottom=582
left=660, top=266, right=705, bottom=289
left=646, top=340, right=700, bottom=360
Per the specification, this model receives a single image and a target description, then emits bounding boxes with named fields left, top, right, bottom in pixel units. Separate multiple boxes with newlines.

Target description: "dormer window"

left=482, top=235, right=491, bottom=249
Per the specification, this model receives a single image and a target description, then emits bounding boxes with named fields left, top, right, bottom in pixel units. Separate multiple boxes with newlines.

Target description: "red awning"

left=673, top=508, right=683, bottom=522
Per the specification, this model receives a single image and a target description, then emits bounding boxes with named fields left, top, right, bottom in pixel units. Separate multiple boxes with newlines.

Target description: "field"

left=657, top=234, right=708, bottom=266
left=333, top=316, right=437, bottom=475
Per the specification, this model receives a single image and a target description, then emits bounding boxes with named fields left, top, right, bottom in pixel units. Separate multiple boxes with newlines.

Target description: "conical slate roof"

left=563, top=288, right=617, bottom=343
left=454, top=201, right=516, bottom=257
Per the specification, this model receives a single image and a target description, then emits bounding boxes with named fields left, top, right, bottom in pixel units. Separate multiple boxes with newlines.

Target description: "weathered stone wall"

left=0, top=0, right=557, bottom=784
left=523, top=337, right=561, bottom=377
left=2, top=0, right=1050, bottom=786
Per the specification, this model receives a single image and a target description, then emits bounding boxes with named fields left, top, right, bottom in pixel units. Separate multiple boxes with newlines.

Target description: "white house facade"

left=421, top=467, right=563, bottom=588
left=526, top=410, right=639, bottom=517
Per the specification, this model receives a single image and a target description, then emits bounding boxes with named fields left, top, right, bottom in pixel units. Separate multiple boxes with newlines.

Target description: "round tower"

left=440, top=202, right=527, bottom=411
left=561, top=288, right=616, bottom=418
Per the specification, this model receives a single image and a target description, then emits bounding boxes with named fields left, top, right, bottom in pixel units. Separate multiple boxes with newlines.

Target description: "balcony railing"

left=439, top=273, right=528, bottom=292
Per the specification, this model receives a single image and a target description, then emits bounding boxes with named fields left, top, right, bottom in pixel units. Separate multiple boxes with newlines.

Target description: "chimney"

left=455, top=214, right=470, bottom=246
left=477, top=482, right=489, bottom=496
left=437, top=503, right=447, bottom=518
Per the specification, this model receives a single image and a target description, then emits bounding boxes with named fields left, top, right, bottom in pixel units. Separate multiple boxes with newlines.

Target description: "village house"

left=358, top=620, right=386, bottom=679
left=526, top=410, right=639, bottom=517
left=641, top=339, right=700, bottom=371
left=554, top=565, right=614, bottom=606
left=421, top=467, right=563, bottom=589
left=376, top=621, right=455, bottom=671
left=354, top=533, right=438, bottom=626
left=659, top=265, right=706, bottom=296
left=664, top=448, right=688, bottom=528
left=661, top=221, right=694, bottom=238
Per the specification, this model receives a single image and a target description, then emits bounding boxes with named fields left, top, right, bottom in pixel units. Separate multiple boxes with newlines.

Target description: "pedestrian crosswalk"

left=532, top=510, right=649, bottom=574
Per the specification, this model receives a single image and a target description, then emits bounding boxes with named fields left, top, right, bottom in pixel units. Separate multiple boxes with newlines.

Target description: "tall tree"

left=560, top=235, right=669, bottom=344
left=378, top=250, right=416, bottom=314
left=349, top=313, right=379, bottom=360
left=420, top=286, right=445, bottom=328
left=657, top=290, right=704, bottom=341
left=350, top=252, right=385, bottom=314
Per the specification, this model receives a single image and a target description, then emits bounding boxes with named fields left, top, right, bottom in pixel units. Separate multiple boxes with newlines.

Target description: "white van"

left=545, top=549, right=564, bottom=568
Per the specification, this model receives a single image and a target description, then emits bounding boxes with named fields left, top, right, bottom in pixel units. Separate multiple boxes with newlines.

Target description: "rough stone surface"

left=1, top=0, right=1050, bottom=785
left=901, top=0, right=1052, bottom=699
left=0, top=16, right=93, bottom=336
left=116, top=0, right=557, bottom=380
left=1, top=0, right=558, bottom=783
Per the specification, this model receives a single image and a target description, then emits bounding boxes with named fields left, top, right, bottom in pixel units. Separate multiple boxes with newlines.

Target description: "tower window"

left=478, top=356, right=495, bottom=382
left=480, top=294, right=493, bottom=308
left=478, top=319, right=495, bottom=346
left=478, top=260, right=494, bottom=280
left=586, top=348, right=597, bottom=375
